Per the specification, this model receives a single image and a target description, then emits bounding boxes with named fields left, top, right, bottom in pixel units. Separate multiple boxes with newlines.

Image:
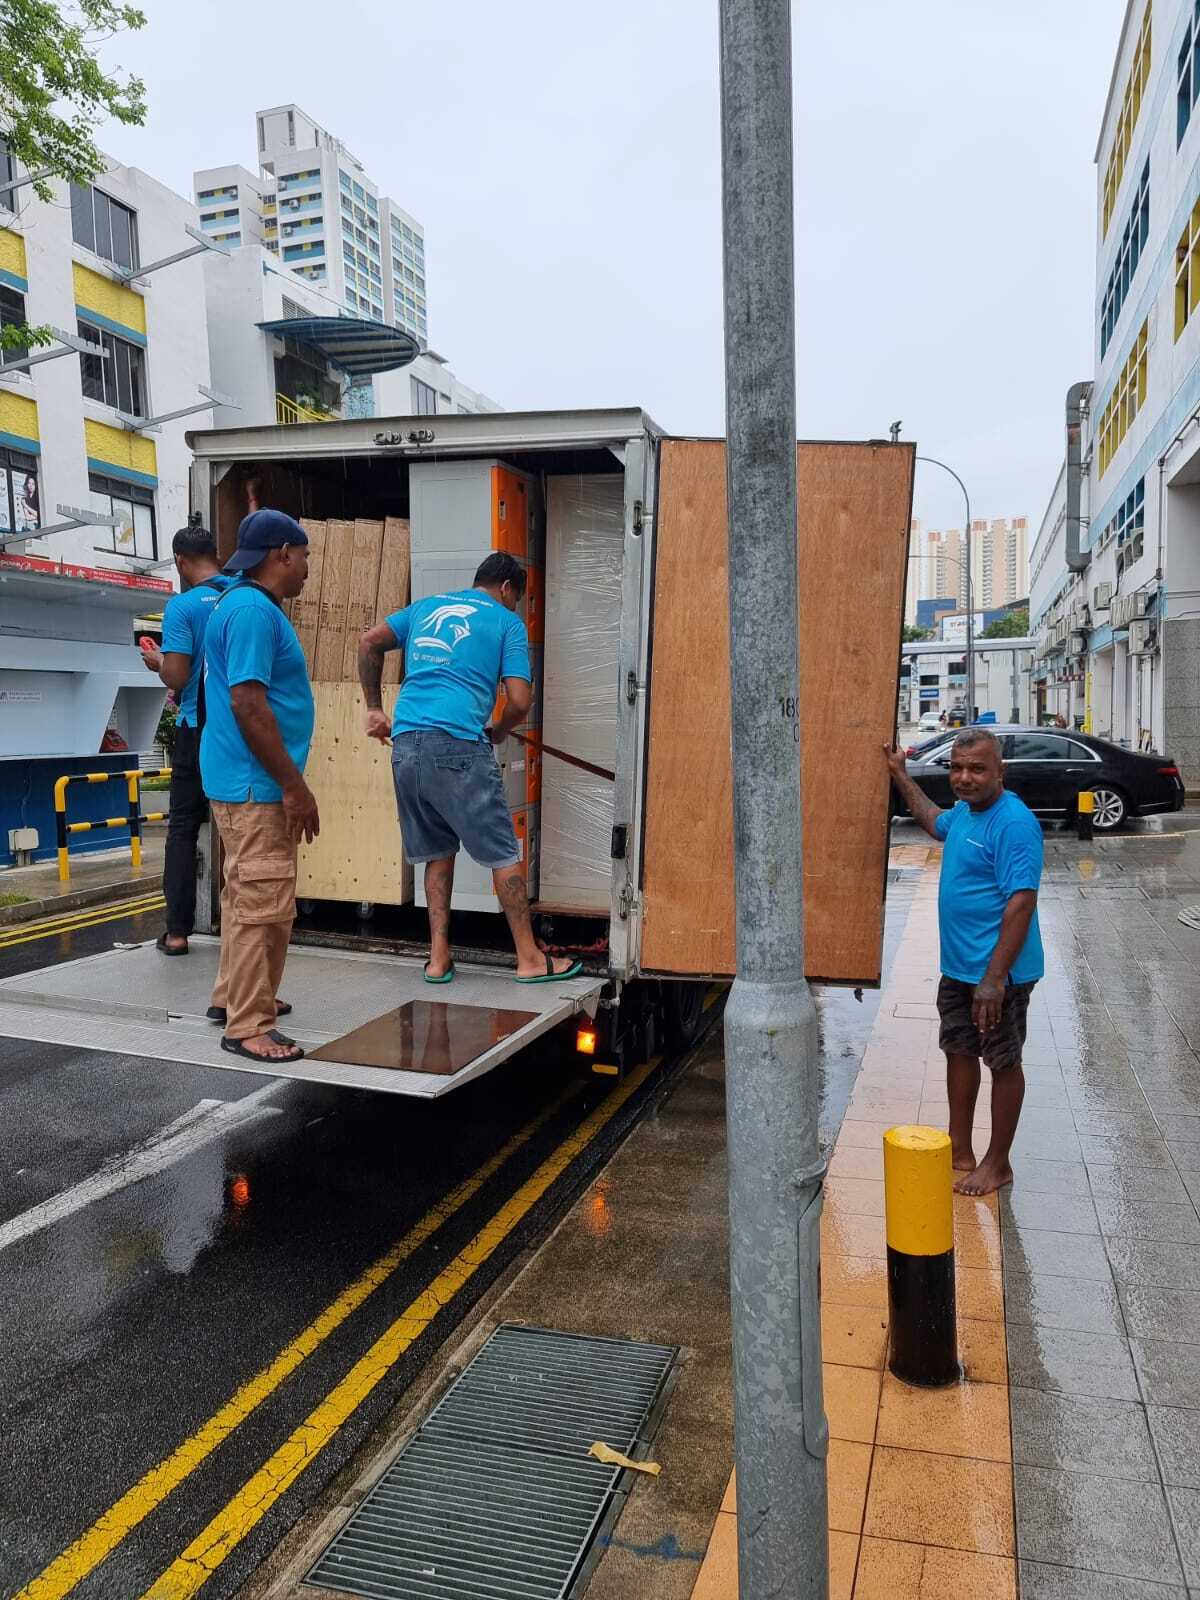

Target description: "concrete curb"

left=0, top=874, right=164, bottom=929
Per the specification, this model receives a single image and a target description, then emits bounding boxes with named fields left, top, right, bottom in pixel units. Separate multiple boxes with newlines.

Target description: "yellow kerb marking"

left=883, top=1123, right=953, bottom=1257
left=14, top=1072, right=599, bottom=1600
left=0, top=899, right=167, bottom=950
left=136, top=1057, right=659, bottom=1600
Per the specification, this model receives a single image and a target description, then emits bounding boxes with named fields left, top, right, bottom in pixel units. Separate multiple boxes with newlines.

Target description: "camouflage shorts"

left=936, top=975, right=1036, bottom=1072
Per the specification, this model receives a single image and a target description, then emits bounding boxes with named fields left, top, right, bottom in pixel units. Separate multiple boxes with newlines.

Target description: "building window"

left=90, top=471, right=156, bottom=560
left=1180, top=3, right=1200, bottom=145
left=340, top=170, right=352, bottom=193
left=1100, top=478, right=1146, bottom=576
left=411, top=377, right=437, bottom=415
left=1100, top=161, right=1149, bottom=357
left=0, top=282, right=27, bottom=366
left=1102, top=4, right=1152, bottom=237
left=1097, top=319, right=1148, bottom=476
left=1176, top=195, right=1200, bottom=340
left=78, top=319, right=146, bottom=417
left=70, top=183, right=139, bottom=270
left=0, top=134, right=15, bottom=199
left=0, top=446, right=39, bottom=534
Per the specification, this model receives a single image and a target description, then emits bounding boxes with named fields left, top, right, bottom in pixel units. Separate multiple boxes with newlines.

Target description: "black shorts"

left=937, top=975, right=1036, bottom=1072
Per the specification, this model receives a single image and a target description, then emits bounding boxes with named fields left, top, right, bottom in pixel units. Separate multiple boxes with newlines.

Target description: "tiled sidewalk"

left=690, top=830, right=1200, bottom=1598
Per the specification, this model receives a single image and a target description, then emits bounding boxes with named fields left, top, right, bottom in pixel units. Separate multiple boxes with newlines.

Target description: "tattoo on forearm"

left=358, top=642, right=385, bottom=710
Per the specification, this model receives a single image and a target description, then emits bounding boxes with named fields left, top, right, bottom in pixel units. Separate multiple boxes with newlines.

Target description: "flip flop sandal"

left=221, top=1034, right=305, bottom=1063
left=155, top=933, right=188, bottom=956
left=516, top=955, right=584, bottom=984
left=424, top=962, right=456, bottom=984
left=206, top=1001, right=292, bottom=1025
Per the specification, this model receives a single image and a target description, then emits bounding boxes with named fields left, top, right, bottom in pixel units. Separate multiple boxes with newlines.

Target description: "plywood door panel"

left=292, top=518, right=327, bottom=672
left=340, top=519, right=385, bottom=681
left=639, top=438, right=913, bottom=983
left=297, top=680, right=412, bottom=906
left=313, top=520, right=354, bottom=682
left=376, top=516, right=411, bottom=686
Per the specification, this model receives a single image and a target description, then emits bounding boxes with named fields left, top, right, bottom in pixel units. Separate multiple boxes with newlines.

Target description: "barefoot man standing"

left=885, top=729, right=1044, bottom=1196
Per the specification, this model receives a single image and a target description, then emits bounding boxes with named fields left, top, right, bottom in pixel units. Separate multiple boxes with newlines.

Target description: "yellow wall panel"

left=0, top=228, right=28, bottom=284
left=85, top=418, right=156, bottom=481
left=72, top=262, right=146, bottom=336
left=0, top=390, right=38, bottom=444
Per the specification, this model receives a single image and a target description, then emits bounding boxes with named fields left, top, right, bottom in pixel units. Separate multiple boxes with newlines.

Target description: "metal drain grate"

left=306, top=1323, right=680, bottom=1600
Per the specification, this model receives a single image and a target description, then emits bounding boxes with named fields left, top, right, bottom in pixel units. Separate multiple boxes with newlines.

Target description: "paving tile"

left=1107, top=1238, right=1200, bottom=1291
left=1013, top=1463, right=1183, bottom=1586
left=1015, top=1125, right=1083, bottom=1161
left=1148, top=1404, right=1200, bottom=1488
left=856, top=1538, right=1016, bottom=1599
left=820, top=1303, right=888, bottom=1370
left=830, top=1120, right=893, bottom=1151
left=958, top=1316, right=1008, bottom=1385
left=1166, top=1139, right=1200, bottom=1173
left=823, top=1361, right=880, bottom=1444
left=1012, top=1157, right=1091, bottom=1197
left=1093, top=1196, right=1200, bottom=1245
left=954, top=1220, right=1003, bottom=1270
left=1078, top=1134, right=1175, bottom=1170
left=1166, top=1486, right=1200, bottom=1587
left=821, top=1211, right=885, bottom=1261
left=1002, top=1191, right=1099, bottom=1235
left=863, top=1445, right=1014, bottom=1555
left=820, top=1252, right=888, bottom=1310
left=828, top=1530, right=857, bottom=1600
left=1024, top=1083, right=1073, bottom=1109
left=1130, top=1338, right=1200, bottom=1408
left=1017, top=1561, right=1186, bottom=1598
left=1157, top=1113, right=1200, bottom=1142
left=828, top=1144, right=885, bottom=1182
left=1005, top=1323, right=1140, bottom=1400
left=691, top=1510, right=737, bottom=1600
left=1002, top=1227, right=1113, bottom=1281
left=1087, top=1165, right=1192, bottom=1205
left=1119, top=1283, right=1200, bottom=1342
left=1003, top=1267, right=1126, bottom=1335
left=1073, top=1111, right=1164, bottom=1141
left=1067, top=1084, right=1153, bottom=1113
left=876, top=1370, right=1010, bottom=1461
left=823, top=1176, right=885, bottom=1217
left=1009, top=1387, right=1156, bottom=1480
left=827, top=1437, right=871, bottom=1534
left=1019, top=1107, right=1081, bottom=1136
left=956, top=1264, right=1005, bottom=1321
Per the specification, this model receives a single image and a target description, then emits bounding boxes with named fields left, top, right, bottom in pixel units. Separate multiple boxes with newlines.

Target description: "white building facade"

left=1034, top=0, right=1200, bottom=778
left=899, top=638, right=1035, bottom=726
left=0, top=148, right=211, bottom=569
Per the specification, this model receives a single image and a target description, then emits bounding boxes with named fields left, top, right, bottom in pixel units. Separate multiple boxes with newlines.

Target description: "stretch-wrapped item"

left=541, top=474, right=624, bottom=909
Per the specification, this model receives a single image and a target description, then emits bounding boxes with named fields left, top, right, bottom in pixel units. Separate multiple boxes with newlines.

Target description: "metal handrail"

left=275, top=392, right=337, bottom=425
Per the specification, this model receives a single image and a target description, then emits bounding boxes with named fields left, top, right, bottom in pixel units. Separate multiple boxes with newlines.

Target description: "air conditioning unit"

left=1128, top=618, right=1155, bottom=654
left=1093, top=582, right=1113, bottom=610
left=1069, top=631, right=1087, bottom=655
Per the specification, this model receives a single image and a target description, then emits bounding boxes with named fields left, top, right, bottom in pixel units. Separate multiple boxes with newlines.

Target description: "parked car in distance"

left=892, top=725, right=1185, bottom=832
left=918, top=710, right=941, bottom=733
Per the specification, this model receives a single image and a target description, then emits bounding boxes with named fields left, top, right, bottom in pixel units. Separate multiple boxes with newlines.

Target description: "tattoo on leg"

left=495, top=873, right=529, bottom=918
left=425, top=859, right=453, bottom=942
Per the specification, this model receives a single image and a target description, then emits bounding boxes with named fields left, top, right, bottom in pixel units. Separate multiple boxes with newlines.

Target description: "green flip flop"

left=516, top=955, right=584, bottom=984
left=424, top=962, right=456, bottom=985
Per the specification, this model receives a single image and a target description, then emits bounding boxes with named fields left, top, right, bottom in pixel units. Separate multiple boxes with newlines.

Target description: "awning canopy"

left=257, top=316, right=420, bottom=378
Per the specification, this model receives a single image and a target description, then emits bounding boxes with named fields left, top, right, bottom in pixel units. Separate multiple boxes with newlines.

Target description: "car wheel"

left=1090, top=787, right=1128, bottom=832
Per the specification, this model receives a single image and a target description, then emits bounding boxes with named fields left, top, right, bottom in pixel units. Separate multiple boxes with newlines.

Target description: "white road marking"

left=0, top=1086, right=281, bottom=1254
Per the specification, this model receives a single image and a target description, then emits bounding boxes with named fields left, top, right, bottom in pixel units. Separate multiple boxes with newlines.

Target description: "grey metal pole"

left=720, top=1, right=829, bottom=1595
left=916, top=457, right=974, bottom=718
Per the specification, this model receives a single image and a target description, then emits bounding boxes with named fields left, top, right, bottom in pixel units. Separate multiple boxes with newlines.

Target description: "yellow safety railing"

left=53, top=768, right=171, bottom=882
left=275, top=392, right=337, bottom=425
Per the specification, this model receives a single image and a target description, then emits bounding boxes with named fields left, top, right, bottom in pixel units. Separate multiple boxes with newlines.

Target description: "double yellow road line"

left=15, top=1054, right=662, bottom=1600
left=0, top=894, right=165, bottom=951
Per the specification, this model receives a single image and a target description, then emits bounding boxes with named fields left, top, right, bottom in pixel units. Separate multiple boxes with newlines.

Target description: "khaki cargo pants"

left=210, top=800, right=297, bottom=1040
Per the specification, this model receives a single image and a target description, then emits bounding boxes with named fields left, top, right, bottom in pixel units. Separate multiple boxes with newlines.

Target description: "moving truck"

left=182, top=407, right=914, bottom=1097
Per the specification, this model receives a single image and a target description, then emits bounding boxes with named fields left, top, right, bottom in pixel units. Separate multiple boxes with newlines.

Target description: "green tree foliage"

left=902, top=624, right=933, bottom=642
left=0, top=2, right=147, bottom=350
left=981, top=608, right=1029, bottom=639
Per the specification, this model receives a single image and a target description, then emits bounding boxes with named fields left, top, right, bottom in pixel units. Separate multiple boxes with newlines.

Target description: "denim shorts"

left=391, top=729, right=520, bottom=869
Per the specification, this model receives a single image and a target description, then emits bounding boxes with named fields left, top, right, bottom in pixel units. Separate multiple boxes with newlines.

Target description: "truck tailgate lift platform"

left=0, top=940, right=602, bottom=1098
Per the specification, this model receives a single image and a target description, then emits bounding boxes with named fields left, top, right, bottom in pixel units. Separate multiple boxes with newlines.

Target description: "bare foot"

left=954, top=1158, right=1013, bottom=1196
left=236, top=1031, right=300, bottom=1061
left=952, top=1148, right=977, bottom=1174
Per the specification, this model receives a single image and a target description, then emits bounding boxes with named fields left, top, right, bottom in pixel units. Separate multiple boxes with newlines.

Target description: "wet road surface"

left=0, top=866, right=919, bottom=1600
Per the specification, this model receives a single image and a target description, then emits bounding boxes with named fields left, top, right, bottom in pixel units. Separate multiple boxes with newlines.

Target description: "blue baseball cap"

left=224, top=508, right=308, bottom=573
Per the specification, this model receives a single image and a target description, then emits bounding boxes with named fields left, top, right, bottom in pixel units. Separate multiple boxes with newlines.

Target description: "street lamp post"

left=916, top=456, right=975, bottom=720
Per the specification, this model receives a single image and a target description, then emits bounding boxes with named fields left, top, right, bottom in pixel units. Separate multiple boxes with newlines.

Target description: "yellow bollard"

left=1077, top=787, right=1095, bottom=842
left=883, top=1125, right=958, bottom=1386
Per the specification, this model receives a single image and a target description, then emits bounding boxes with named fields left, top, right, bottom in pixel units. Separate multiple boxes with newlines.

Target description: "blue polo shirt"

left=387, top=588, right=531, bottom=742
left=200, top=582, right=314, bottom=804
left=160, top=575, right=234, bottom=727
left=935, top=791, right=1044, bottom=985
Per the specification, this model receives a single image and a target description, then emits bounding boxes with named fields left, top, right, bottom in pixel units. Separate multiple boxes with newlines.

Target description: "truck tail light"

left=576, top=1025, right=597, bottom=1056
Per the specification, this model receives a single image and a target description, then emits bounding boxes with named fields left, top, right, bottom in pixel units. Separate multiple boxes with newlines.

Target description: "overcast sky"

left=94, top=0, right=1127, bottom=536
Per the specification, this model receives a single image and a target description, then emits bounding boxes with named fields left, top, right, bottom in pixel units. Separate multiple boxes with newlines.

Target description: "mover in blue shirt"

left=886, top=728, right=1044, bottom=1195
left=200, top=509, right=317, bottom=1064
left=357, top=551, right=581, bottom=987
left=139, top=525, right=232, bottom=955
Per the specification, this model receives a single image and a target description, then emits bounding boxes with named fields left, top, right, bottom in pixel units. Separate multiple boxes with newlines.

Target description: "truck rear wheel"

left=661, top=980, right=707, bottom=1051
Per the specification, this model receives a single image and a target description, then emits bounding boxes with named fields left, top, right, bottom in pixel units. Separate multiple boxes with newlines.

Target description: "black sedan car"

left=894, top=725, right=1186, bottom=832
